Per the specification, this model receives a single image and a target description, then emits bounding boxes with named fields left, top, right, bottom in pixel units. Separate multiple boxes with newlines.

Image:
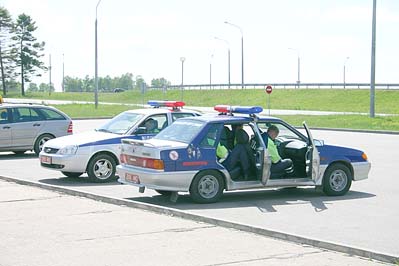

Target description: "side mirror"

left=135, top=126, right=147, bottom=134
left=314, top=139, right=324, bottom=147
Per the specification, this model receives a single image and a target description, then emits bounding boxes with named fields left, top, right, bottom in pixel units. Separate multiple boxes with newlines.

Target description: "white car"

left=39, top=101, right=200, bottom=182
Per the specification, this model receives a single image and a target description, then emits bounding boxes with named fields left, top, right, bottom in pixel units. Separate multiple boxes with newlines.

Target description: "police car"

left=39, top=101, right=200, bottom=182
left=117, top=105, right=371, bottom=203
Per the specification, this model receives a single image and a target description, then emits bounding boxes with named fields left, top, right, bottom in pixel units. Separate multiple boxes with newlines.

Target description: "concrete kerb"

left=1, top=175, right=397, bottom=264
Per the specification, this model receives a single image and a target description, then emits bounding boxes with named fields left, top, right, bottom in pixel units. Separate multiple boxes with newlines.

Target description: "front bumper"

left=352, top=161, right=371, bottom=181
left=116, top=164, right=197, bottom=192
left=39, top=153, right=89, bottom=173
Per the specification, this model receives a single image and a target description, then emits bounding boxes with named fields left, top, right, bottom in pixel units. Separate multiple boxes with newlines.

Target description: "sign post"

left=265, top=85, right=273, bottom=115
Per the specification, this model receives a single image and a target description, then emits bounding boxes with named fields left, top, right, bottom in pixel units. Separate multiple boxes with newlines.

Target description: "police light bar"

left=148, top=100, right=185, bottom=108
left=214, top=105, right=263, bottom=114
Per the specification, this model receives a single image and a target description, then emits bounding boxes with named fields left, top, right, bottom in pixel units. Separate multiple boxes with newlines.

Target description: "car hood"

left=44, top=131, right=120, bottom=148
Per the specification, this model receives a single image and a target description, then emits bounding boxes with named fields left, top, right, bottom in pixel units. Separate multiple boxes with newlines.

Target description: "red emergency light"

left=148, top=100, right=185, bottom=108
left=214, top=105, right=263, bottom=114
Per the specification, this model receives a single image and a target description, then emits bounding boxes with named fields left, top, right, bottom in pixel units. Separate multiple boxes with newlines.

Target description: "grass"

left=3, top=88, right=399, bottom=131
left=8, top=88, right=399, bottom=114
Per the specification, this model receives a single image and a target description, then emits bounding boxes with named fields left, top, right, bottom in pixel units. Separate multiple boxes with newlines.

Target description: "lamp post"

left=288, top=48, right=300, bottom=88
left=370, top=0, right=377, bottom=118
left=209, top=54, right=213, bottom=89
left=62, top=53, right=65, bottom=92
left=94, top=0, right=102, bottom=109
left=214, top=37, right=231, bottom=89
left=343, top=57, right=350, bottom=89
left=224, top=21, right=244, bottom=88
left=180, top=57, right=185, bottom=101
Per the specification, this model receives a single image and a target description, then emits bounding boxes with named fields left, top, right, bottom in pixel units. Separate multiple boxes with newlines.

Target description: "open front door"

left=303, top=122, right=320, bottom=182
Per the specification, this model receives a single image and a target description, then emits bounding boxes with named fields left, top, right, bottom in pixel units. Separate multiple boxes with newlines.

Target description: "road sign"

left=265, top=85, right=272, bottom=94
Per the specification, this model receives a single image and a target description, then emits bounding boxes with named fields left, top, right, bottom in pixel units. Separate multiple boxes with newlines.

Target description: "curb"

left=1, top=175, right=397, bottom=264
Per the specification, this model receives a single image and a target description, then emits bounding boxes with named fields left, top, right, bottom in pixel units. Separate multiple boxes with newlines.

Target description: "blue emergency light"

left=148, top=100, right=185, bottom=108
left=214, top=105, right=263, bottom=114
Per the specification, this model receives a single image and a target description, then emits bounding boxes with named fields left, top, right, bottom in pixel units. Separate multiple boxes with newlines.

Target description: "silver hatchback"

left=0, top=103, right=73, bottom=155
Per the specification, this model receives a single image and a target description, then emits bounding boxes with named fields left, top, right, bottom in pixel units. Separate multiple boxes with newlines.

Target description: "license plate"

left=40, top=155, right=52, bottom=164
left=125, top=173, right=140, bottom=184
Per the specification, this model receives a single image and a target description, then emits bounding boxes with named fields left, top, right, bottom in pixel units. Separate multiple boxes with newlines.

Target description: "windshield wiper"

left=96, top=128, right=112, bottom=133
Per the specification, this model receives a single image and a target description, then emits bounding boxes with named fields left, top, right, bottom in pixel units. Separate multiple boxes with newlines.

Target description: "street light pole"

left=180, top=57, right=185, bottom=101
left=209, top=54, right=213, bottom=89
left=343, top=57, right=350, bottom=89
left=370, top=0, right=377, bottom=118
left=288, top=48, right=300, bottom=88
left=224, top=21, right=244, bottom=88
left=62, top=53, right=65, bottom=92
left=94, top=0, right=102, bottom=109
left=214, top=37, right=231, bottom=89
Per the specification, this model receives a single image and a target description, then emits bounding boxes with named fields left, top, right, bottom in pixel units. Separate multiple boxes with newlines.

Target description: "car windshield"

left=96, top=112, right=144, bottom=135
left=154, top=119, right=205, bottom=143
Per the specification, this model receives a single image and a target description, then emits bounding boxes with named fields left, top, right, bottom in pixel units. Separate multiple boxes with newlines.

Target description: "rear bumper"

left=116, top=164, right=196, bottom=192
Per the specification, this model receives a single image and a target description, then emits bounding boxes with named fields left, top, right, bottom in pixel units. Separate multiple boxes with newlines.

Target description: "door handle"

left=2, top=126, right=10, bottom=129
left=33, top=123, right=41, bottom=126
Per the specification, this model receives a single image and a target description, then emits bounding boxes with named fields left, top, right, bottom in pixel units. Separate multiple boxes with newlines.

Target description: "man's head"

left=267, top=125, right=279, bottom=140
left=145, top=119, right=157, bottom=132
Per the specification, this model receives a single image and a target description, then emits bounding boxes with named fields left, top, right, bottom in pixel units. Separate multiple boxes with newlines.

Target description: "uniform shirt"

left=267, top=137, right=281, bottom=164
left=208, top=138, right=228, bottom=162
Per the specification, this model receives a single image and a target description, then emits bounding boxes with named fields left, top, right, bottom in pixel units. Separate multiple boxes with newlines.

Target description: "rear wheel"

left=189, top=170, right=224, bottom=203
left=322, top=163, right=352, bottom=196
left=87, top=153, right=116, bottom=183
left=34, top=134, right=54, bottom=155
left=61, top=171, right=83, bottom=178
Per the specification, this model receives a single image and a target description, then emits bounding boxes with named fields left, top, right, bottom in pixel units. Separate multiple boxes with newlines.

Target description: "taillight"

left=67, top=121, right=73, bottom=134
left=120, top=154, right=164, bottom=170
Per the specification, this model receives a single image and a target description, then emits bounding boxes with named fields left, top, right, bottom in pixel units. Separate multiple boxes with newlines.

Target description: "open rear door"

left=303, top=122, right=320, bottom=182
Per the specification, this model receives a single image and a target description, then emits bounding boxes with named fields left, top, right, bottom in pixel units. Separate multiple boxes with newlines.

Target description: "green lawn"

left=4, top=89, right=399, bottom=132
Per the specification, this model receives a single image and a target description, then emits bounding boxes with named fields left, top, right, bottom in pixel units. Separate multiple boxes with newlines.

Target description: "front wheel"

left=322, top=163, right=352, bottom=196
left=61, top=171, right=83, bottom=178
left=87, top=154, right=116, bottom=183
left=34, top=134, right=54, bottom=155
left=189, top=170, right=224, bottom=203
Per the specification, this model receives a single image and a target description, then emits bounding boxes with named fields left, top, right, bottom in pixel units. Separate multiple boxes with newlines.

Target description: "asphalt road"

left=1, top=119, right=398, bottom=262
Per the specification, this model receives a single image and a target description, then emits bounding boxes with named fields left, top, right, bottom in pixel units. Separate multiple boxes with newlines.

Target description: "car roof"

left=175, top=113, right=285, bottom=124
left=0, top=103, right=55, bottom=108
left=122, top=107, right=200, bottom=115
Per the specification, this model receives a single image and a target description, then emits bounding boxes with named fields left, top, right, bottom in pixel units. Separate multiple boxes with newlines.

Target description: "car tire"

left=155, top=190, right=172, bottom=197
left=322, top=163, right=352, bottom=196
left=189, top=170, right=224, bottom=203
left=61, top=171, right=83, bottom=178
left=34, top=134, right=54, bottom=155
left=87, top=153, right=116, bottom=183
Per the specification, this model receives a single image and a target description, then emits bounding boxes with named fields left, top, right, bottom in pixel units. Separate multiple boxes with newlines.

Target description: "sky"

left=1, top=0, right=399, bottom=91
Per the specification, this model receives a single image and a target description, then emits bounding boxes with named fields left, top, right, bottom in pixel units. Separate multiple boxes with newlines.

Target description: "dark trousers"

left=271, top=158, right=293, bottom=177
left=222, top=144, right=250, bottom=175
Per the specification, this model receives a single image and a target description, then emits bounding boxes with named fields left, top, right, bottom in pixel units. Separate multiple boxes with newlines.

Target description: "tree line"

left=0, top=6, right=171, bottom=96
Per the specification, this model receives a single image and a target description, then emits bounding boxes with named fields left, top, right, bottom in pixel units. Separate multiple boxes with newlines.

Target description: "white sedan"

left=39, top=101, right=200, bottom=182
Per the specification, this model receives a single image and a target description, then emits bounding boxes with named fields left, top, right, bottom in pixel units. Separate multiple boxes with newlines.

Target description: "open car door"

left=303, top=122, right=320, bottom=182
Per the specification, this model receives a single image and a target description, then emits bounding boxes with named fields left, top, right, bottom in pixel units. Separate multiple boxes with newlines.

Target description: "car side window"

left=172, top=113, right=197, bottom=122
left=137, top=114, right=167, bottom=134
left=13, top=107, right=41, bottom=122
left=200, top=124, right=220, bottom=148
left=37, top=108, right=65, bottom=120
left=0, top=108, right=8, bottom=124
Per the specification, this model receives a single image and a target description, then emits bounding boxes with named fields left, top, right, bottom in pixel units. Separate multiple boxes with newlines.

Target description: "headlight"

left=58, top=145, right=78, bottom=155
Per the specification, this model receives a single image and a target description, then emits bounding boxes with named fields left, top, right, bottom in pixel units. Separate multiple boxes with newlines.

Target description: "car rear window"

left=154, top=119, right=205, bottom=143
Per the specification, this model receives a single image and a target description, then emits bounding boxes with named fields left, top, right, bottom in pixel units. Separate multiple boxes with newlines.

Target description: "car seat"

left=220, top=126, right=234, bottom=150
